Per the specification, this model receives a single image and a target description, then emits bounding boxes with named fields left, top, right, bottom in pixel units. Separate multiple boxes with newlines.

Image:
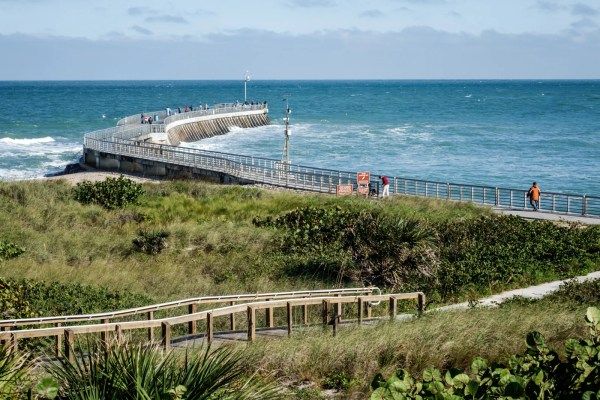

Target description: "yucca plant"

left=0, top=344, right=32, bottom=397
left=47, top=342, right=281, bottom=399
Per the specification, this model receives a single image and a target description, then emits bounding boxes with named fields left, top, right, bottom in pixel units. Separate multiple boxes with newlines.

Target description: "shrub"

left=73, top=176, right=144, bottom=209
left=45, top=343, right=281, bottom=399
left=0, top=345, right=32, bottom=397
left=132, top=230, right=170, bottom=255
left=0, top=240, right=24, bottom=260
left=0, top=277, right=151, bottom=320
left=254, top=206, right=436, bottom=290
left=370, top=307, right=600, bottom=399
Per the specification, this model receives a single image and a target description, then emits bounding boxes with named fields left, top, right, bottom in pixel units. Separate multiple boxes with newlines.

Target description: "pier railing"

left=86, top=105, right=600, bottom=218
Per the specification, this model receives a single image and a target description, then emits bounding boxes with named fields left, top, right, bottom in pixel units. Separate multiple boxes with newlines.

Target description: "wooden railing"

left=0, top=291, right=424, bottom=362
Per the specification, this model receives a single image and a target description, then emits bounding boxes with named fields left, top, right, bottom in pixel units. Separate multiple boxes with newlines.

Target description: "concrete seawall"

left=166, top=109, right=270, bottom=146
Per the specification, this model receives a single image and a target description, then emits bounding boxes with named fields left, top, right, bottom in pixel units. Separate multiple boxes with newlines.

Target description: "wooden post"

left=332, top=312, right=338, bottom=337
left=100, top=318, right=110, bottom=343
left=0, top=326, right=8, bottom=346
left=188, top=304, right=197, bottom=335
left=335, top=294, right=343, bottom=320
left=266, top=300, right=274, bottom=328
left=161, top=322, right=171, bottom=351
left=302, top=304, right=308, bottom=325
left=147, top=311, right=154, bottom=342
left=115, top=324, right=123, bottom=343
left=229, top=301, right=236, bottom=331
left=247, top=307, right=256, bottom=342
left=366, top=302, right=372, bottom=319
left=286, top=302, right=293, bottom=336
left=64, top=329, right=75, bottom=363
left=417, top=292, right=426, bottom=316
left=8, top=333, right=18, bottom=353
left=207, top=312, right=214, bottom=343
left=357, top=298, right=363, bottom=325
left=389, top=296, right=397, bottom=321
left=55, top=323, right=62, bottom=358
left=322, top=300, right=329, bottom=330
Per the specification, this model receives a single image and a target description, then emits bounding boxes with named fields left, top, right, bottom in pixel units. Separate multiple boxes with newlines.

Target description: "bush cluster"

left=0, top=277, right=152, bottom=320
left=254, top=207, right=600, bottom=299
left=254, top=207, right=437, bottom=289
left=371, top=307, right=600, bottom=399
left=132, top=230, right=170, bottom=255
left=0, top=240, right=24, bottom=260
left=73, top=176, right=144, bottom=209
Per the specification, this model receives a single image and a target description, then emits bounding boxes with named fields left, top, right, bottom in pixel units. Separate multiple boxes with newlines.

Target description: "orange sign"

left=357, top=185, right=370, bottom=196
left=336, top=184, right=353, bottom=196
left=357, top=171, right=370, bottom=185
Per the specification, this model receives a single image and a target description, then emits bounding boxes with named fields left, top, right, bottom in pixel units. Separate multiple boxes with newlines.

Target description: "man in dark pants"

left=527, top=182, right=541, bottom=211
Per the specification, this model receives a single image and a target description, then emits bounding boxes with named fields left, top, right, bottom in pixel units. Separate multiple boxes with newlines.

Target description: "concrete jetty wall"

left=166, top=109, right=269, bottom=146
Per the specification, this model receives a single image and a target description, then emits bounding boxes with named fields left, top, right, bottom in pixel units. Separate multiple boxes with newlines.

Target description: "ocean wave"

left=0, top=136, right=55, bottom=145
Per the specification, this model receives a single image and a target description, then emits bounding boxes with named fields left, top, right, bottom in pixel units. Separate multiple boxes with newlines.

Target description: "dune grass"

left=244, top=295, right=597, bottom=398
left=0, top=179, right=485, bottom=302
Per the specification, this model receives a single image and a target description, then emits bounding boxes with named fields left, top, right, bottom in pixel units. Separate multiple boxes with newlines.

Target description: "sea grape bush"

left=370, top=307, right=600, bottom=400
left=254, top=206, right=600, bottom=298
left=0, top=277, right=151, bottom=320
left=73, top=176, right=144, bottom=209
left=0, top=240, right=24, bottom=260
left=132, top=229, right=170, bottom=255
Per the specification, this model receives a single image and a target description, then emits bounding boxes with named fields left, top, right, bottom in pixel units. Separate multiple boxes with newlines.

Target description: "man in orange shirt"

left=527, top=182, right=541, bottom=211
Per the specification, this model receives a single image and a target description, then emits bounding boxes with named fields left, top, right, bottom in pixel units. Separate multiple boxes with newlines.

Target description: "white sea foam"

left=0, top=136, right=55, bottom=145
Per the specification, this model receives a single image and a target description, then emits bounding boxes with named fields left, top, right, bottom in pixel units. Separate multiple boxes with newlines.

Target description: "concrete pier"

left=165, top=108, right=269, bottom=146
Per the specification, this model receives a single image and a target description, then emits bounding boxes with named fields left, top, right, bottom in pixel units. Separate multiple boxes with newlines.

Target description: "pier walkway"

left=82, top=104, right=600, bottom=221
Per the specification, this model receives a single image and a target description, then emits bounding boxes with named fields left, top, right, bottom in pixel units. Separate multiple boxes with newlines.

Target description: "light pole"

left=282, top=95, right=291, bottom=168
left=244, top=72, right=251, bottom=102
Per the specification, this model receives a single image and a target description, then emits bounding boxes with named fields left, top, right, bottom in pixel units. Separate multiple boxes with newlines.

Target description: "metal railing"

left=163, top=103, right=267, bottom=126
left=85, top=107, right=600, bottom=219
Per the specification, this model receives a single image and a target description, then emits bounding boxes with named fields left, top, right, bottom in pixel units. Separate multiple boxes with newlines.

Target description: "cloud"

left=392, top=0, right=447, bottom=4
left=572, top=3, right=599, bottom=16
left=532, top=1, right=566, bottom=12
left=127, top=6, right=155, bottom=15
left=131, top=25, right=153, bottom=35
left=144, top=15, right=188, bottom=24
left=447, top=10, right=461, bottom=18
left=360, top=9, right=385, bottom=18
left=1, top=28, right=599, bottom=79
left=286, top=0, right=336, bottom=7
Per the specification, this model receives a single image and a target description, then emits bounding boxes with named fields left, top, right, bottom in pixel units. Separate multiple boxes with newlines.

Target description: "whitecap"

left=0, top=136, right=55, bottom=146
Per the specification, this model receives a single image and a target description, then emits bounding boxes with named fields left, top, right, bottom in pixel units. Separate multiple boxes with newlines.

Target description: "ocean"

left=0, top=80, right=598, bottom=195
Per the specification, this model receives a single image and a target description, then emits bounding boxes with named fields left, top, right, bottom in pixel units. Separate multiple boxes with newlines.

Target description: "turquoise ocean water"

left=0, top=80, right=598, bottom=195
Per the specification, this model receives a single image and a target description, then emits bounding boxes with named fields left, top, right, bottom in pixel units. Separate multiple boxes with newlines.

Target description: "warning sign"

left=336, top=184, right=353, bottom=196
left=357, top=172, right=370, bottom=185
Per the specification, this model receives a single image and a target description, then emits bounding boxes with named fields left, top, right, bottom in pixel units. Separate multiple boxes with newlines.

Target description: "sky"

left=0, top=0, right=599, bottom=79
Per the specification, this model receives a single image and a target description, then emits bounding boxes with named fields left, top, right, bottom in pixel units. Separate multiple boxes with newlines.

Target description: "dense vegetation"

left=255, top=206, right=600, bottom=302
left=0, top=277, right=151, bottom=320
left=371, top=307, right=600, bottom=399
left=0, top=344, right=281, bottom=399
left=73, top=176, right=144, bottom=209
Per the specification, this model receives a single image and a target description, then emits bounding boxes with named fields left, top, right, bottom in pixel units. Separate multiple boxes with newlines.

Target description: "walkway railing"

left=87, top=105, right=600, bottom=218
left=0, top=289, right=422, bottom=362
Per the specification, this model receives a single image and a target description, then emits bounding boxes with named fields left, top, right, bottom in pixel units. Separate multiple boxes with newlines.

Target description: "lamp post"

left=244, top=72, right=251, bottom=102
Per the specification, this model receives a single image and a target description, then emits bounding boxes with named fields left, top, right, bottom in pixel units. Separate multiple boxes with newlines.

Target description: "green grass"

left=244, top=282, right=600, bottom=398
left=0, top=179, right=485, bottom=302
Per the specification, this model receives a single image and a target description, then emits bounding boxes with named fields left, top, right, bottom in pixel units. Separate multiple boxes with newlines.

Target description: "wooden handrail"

left=0, top=291, right=425, bottom=355
left=0, top=287, right=378, bottom=328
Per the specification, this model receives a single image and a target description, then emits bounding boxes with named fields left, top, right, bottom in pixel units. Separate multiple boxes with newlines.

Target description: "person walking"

left=527, top=182, right=541, bottom=211
left=380, top=175, right=390, bottom=198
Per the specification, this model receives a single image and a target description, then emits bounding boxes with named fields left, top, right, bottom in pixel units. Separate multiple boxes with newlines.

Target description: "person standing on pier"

left=380, top=175, right=390, bottom=198
left=527, top=182, right=541, bottom=211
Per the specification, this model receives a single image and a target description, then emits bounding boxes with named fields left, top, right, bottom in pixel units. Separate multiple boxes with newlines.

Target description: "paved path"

left=493, top=208, right=600, bottom=225
left=437, top=270, right=600, bottom=312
